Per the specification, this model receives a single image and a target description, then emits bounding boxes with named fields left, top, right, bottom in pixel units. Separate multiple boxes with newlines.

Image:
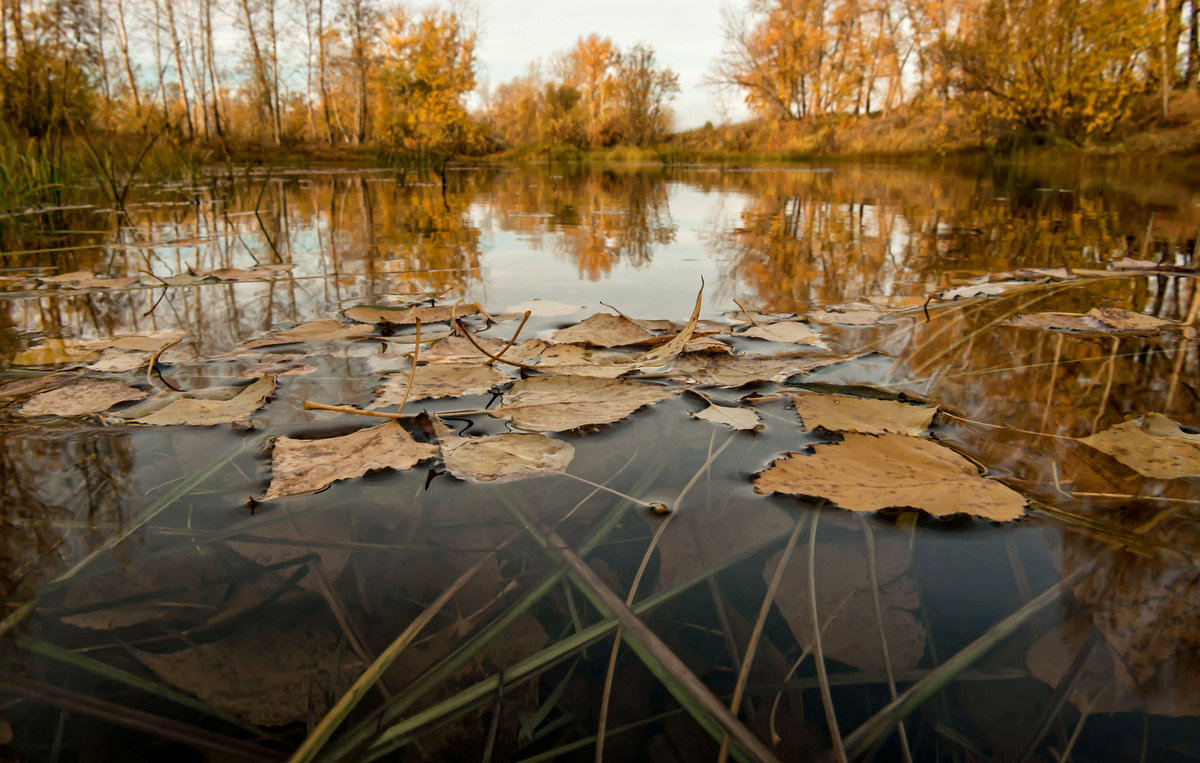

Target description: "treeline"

left=711, top=0, right=1200, bottom=139
left=2, top=0, right=1198, bottom=163
left=0, top=0, right=483, bottom=156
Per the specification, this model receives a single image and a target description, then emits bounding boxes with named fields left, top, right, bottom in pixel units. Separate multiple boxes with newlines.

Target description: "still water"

left=1, top=161, right=1198, bottom=761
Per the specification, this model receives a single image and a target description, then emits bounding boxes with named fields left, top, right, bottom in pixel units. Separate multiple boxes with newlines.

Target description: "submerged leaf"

left=189, top=264, right=291, bottom=281
left=551, top=312, right=656, bottom=347
left=127, top=375, right=276, bottom=426
left=373, top=364, right=508, bottom=405
left=1006, top=308, right=1174, bottom=335
left=132, top=618, right=360, bottom=726
left=265, top=420, right=437, bottom=499
left=1080, top=413, right=1200, bottom=479
left=439, top=432, right=575, bottom=482
left=491, top=375, right=677, bottom=432
left=692, top=402, right=760, bottom=430
left=939, top=280, right=1034, bottom=300
left=788, top=390, right=936, bottom=434
left=754, top=433, right=1026, bottom=521
left=36, top=270, right=140, bottom=289
left=18, top=379, right=147, bottom=417
left=808, top=304, right=889, bottom=326
left=532, top=344, right=642, bottom=378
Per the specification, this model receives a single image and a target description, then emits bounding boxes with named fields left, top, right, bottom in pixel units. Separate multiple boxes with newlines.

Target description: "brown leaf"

left=742, top=321, right=827, bottom=347
left=238, top=320, right=372, bottom=349
left=373, top=364, right=509, bottom=405
left=18, top=379, right=147, bottom=417
left=264, top=420, right=437, bottom=499
left=490, top=375, right=678, bottom=432
left=503, top=298, right=581, bottom=317
left=439, top=432, right=575, bottom=482
left=766, top=538, right=925, bottom=673
left=36, top=270, right=140, bottom=289
left=788, top=390, right=936, bottom=434
left=188, top=264, right=291, bottom=281
left=0, top=372, right=79, bottom=398
left=939, top=280, right=1036, bottom=300
left=1005, top=308, right=1173, bottom=335
left=754, top=433, right=1026, bottom=521
left=692, top=402, right=760, bottom=430
left=532, top=344, right=642, bottom=378
left=551, top=312, right=656, bottom=347
left=421, top=336, right=544, bottom=364
left=132, top=617, right=360, bottom=727
left=635, top=280, right=704, bottom=366
left=344, top=303, right=480, bottom=325
left=126, top=375, right=277, bottom=426
left=666, top=353, right=853, bottom=387
left=808, top=304, right=889, bottom=326
left=1080, top=413, right=1200, bottom=479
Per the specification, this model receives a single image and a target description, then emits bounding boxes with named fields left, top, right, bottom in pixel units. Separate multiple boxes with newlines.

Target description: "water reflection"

left=1, top=161, right=1198, bottom=760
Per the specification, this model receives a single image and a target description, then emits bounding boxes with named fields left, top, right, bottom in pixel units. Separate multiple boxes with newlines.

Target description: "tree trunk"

left=318, top=0, right=334, bottom=143
left=238, top=0, right=274, bottom=143
left=1187, top=0, right=1199, bottom=88
left=163, top=0, right=194, bottom=138
left=115, top=0, right=140, bottom=110
left=265, top=0, right=282, bottom=143
left=203, top=0, right=224, bottom=138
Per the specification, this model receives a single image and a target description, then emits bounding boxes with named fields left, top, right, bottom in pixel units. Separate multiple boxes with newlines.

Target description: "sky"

left=473, top=0, right=752, bottom=129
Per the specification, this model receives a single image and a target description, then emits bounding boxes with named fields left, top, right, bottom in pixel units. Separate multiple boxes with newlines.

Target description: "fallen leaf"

left=344, top=303, right=480, bottom=325
left=0, top=372, right=79, bottom=398
left=788, top=390, right=936, bottom=434
left=551, top=312, right=656, bottom=347
left=439, top=432, right=575, bottom=482
left=504, top=298, right=581, bottom=317
left=1080, top=413, right=1200, bottom=479
left=126, top=375, right=276, bottom=426
left=939, top=280, right=1035, bottom=300
left=754, top=433, right=1026, bottom=520
left=767, top=538, right=926, bottom=673
left=421, top=337, right=544, bottom=365
left=490, top=375, right=678, bottom=432
left=18, top=379, right=147, bottom=417
left=742, top=321, right=827, bottom=347
left=188, top=264, right=291, bottom=281
left=12, top=339, right=100, bottom=366
left=682, top=336, right=732, bottom=354
left=1005, top=308, right=1174, bottom=335
left=238, top=320, right=372, bottom=349
left=692, top=402, right=760, bottom=430
left=532, top=344, right=641, bottom=378
left=132, top=617, right=360, bottom=726
left=373, top=364, right=508, bottom=405
left=666, top=353, right=853, bottom=387
left=36, top=270, right=140, bottom=289
left=808, top=304, right=889, bottom=326
left=264, top=420, right=437, bottom=499
left=634, top=281, right=705, bottom=367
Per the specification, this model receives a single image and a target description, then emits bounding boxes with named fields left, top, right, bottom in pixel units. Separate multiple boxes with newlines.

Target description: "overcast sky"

left=474, top=0, right=752, bottom=129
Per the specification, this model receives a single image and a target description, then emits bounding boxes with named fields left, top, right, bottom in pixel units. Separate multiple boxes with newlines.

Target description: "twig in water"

left=861, top=516, right=913, bottom=763
left=733, top=298, right=762, bottom=326
left=146, top=337, right=183, bottom=392
left=394, top=318, right=421, bottom=415
left=809, top=507, right=848, bottom=763
left=487, top=310, right=531, bottom=366
left=453, top=317, right=540, bottom=371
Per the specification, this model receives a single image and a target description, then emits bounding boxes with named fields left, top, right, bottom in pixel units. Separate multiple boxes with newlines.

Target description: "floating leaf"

left=634, top=280, right=705, bottom=367
left=666, top=353, right=853, bottom=387
left=421, top=336, right=544, bottom=364
left=504, top=298, right=581, bottom=317
left=808, top=304, right=889, bottom=325
left=132, top=618, right=360, bottom=726
left=741, top=321, right=827, bottom=347
left=490, top=375, right=677, bottom=432
left=126, top=375, right=276, bottom=426
left=265, top=420, right=436, bottom=499
left=754, top=433, right=1026, bottom=520
left=532, top=344, right=641, bottom=378
left=345, top=303, right=479, bottom=325
left=439, top=432, right=575, bottom=482
left=188, top=264, right=291, bottom=281
left=0, top=372, right=79, bottom=398
left=373, top=364, right=508, bottom=405
left=1006, top=308, right=1174, bottom=335
left=1080, top=413, right=1200, bottom=479
left=18, top=379, right=147, bottom=417
left=551, top=312, right=655, bottom=347
left=692, top=402, right=760, bottom=430
left=939, top=280, right=1034, bottom=300
left=37, top=270, right=140, bottom=289
left=239, top=320, right=372, bottom=349
left=788, top=390, right=936, bottom=434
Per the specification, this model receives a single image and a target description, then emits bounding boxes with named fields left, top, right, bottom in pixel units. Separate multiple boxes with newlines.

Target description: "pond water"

left=1, top=160, right=1198, bottom=761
